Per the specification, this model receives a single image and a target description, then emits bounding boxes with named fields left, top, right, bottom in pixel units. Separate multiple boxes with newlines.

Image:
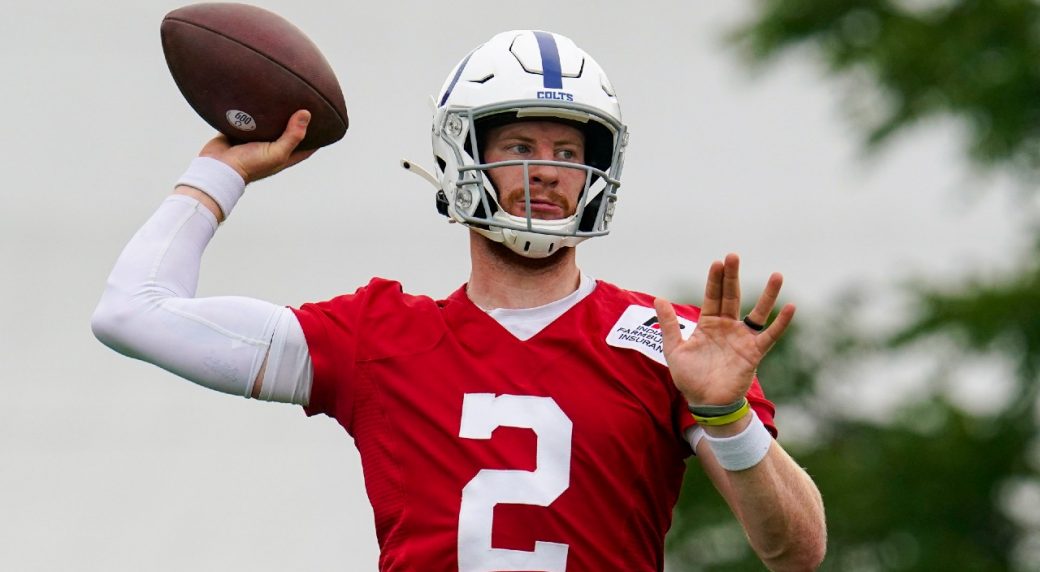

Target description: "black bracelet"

left=687, top=397, right=747, bottom=418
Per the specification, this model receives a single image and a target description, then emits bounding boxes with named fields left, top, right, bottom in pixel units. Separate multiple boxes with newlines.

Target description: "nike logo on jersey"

left=605, top=305, right=697, bottom=366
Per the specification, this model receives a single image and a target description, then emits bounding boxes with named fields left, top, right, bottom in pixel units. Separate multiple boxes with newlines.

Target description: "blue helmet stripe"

left=439, top=51, right=475, bottom=107
left=533, top=31, right=563, bottom=89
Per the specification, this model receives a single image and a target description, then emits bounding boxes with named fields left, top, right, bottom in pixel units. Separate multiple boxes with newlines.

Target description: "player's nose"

left=528, top=145, right=560, bottom=186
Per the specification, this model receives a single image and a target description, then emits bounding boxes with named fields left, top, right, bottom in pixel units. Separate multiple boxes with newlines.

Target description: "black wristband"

left=687, top=397, right=747, bottom=418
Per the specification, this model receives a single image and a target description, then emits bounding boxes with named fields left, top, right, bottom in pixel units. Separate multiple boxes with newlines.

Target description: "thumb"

left=653, top=298, right=682, bottom=356
left=271, top=110, right=311, bottom=156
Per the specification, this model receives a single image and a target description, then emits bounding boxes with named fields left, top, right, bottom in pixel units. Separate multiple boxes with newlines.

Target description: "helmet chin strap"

left=495, top=215, right=587, bottom=258
left=500, top=227, right=564, bottom=258
left=401, top=157, right=586, bottom=259
left=400, top=159, right=441, bottom=189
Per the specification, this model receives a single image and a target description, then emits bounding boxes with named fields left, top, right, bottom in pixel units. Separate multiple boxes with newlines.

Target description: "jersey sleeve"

left=292, top=278, right=445, bottom=429
left=292, top=287, right=367, bottom=423
left=747, top=375, right=777, bottom=437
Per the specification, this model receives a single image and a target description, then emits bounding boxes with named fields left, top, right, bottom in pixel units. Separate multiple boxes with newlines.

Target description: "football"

left=160, top=3, right=348, bottom=150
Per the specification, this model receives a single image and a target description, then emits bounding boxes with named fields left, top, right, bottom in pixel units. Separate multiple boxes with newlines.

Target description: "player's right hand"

left=199, top=109, right=316, bottom=184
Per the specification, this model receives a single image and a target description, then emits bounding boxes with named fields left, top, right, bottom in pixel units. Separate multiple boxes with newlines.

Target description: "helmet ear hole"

left=434, top=157, right=450, bottom=217
left=435, top=190, right=450, bottom=216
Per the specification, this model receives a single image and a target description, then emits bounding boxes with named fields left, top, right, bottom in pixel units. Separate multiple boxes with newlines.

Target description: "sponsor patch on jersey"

left=605, top=305, right=697, bottom=366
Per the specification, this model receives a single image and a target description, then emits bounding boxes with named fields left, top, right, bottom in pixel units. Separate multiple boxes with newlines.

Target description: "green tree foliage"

left=667, top=2, right=1040, bottom=570
left=670, top=298, right=1037, bottom=570
left=735, top=0, right=1040, bottom=173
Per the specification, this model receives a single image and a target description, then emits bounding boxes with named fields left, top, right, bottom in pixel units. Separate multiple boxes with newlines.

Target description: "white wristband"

left=176, top=156, right=246, bottom=219
left=704, top=409, right=773, bottom=471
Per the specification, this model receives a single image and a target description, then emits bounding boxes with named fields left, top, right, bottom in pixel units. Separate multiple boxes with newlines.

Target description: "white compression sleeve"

left=92, top=194, right=312, bottom=404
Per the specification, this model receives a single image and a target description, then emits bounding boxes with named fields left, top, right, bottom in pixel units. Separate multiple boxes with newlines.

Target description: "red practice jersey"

left=293, top=278, right=776, bottom=572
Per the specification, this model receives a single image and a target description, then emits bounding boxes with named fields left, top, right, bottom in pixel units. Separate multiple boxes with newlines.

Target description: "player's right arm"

left=91, top=110, right=315, bottom=403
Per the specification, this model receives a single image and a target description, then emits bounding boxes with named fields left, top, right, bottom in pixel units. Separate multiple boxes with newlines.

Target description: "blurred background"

left=1, top=0, right=1036, bottom=570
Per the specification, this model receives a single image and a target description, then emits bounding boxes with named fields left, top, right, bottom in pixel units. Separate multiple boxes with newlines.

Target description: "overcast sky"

left=1, top=1, right=1031, bottom=570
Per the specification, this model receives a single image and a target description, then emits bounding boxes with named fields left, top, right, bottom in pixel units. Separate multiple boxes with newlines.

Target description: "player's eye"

left=556, top=148, right=582, bottom=162
left=507, top=143, right=532, bottom=155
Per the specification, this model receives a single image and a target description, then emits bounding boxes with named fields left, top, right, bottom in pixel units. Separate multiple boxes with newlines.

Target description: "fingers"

left=256, top=109, right=313, bottom=178
left=702, top=253, right=741, bottom=318
left=653, top=298, right=682, bottom=356
left=704, top=256, right=792, bottom=344
left=239, top=110, right=313, bottom=183
left=756, top=303, right=796, bottom=352
left=719, top=253, right=741, bottom=319
left=745, top=272, right=783, bottom=327
left=701, top=260, right=724, bottom=315
left=192, top=110, right=312, bottom=184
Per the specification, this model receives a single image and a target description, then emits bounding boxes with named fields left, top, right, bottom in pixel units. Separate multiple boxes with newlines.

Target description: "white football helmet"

left=420, top=30, right=628, bottom=258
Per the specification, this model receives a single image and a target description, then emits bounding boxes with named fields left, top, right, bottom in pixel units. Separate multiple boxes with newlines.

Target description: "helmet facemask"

left=417, top=30, right=628, bottom=258
left=436, top=101, right=626, bottom=258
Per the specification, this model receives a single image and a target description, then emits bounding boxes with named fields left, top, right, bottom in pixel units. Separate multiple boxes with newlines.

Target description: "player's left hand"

left=653, top=253, right=795, bottom=407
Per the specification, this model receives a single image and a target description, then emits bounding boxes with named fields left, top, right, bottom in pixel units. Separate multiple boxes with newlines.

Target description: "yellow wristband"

left=690, top=398, right=751, bottom=426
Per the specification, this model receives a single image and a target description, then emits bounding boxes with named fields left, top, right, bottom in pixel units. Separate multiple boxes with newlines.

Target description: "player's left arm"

left=695, top=424, right=826, bottom=571
left=655, top=254, right=826, bottom=571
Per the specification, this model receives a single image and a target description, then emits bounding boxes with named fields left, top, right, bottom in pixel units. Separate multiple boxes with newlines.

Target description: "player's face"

left=482, top=121, right=587, bottom=220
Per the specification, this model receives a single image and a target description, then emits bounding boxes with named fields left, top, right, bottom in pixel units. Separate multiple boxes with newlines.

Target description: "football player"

left=93, top=30, right=825, bottom=571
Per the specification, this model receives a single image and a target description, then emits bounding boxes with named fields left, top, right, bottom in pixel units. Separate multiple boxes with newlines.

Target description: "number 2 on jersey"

left=458, top=393, right=573, bottom=572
